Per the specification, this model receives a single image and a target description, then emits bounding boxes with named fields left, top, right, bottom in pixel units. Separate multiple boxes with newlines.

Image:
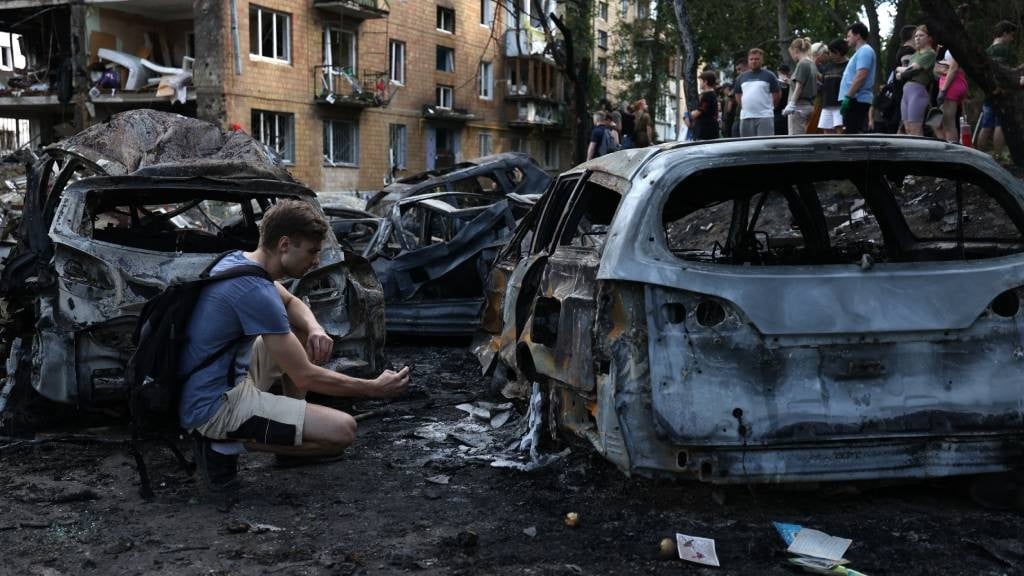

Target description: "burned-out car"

left=0, top=110, right=384, bottom=414
left=364, top=152, right=551, bottom=216
left=475, top=136, right=1024, bottom=483
left=329, top=192, right=536, bottom=335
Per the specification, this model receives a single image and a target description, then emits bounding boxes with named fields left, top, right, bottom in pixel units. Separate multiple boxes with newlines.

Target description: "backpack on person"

left=125, top=251, right=271, bottom=498
left=597, top=126, right=619, bottom=157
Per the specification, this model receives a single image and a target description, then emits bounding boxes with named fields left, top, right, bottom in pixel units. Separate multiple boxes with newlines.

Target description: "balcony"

left=315, top=65, right=389, bottom=108
left=313, top=0, right=389, bottom=20
left=507, top=100, right=563, bottom=129
left=504, top=28, right=550, bottom=59
left=421, top=105, right=476, bottom=123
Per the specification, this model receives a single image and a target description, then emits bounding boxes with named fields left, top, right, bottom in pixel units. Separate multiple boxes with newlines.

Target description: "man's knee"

left=319, top=411, right=356, bottom=448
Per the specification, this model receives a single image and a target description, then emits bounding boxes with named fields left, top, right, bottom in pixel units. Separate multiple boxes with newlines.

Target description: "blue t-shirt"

left=839, top=43, right=876, bottom=104
left=178, top=251, right=290, bottom=429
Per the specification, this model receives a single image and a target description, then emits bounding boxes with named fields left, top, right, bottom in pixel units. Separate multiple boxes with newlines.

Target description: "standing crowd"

left=584, top=15, right=1024, bottom=164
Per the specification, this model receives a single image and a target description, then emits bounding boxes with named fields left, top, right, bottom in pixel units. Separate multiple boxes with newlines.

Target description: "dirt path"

left=1, top=343, right=1021, bottom=576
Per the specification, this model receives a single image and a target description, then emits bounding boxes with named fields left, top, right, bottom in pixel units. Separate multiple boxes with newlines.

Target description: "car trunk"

left=639, top=257, right=1024, bottom=485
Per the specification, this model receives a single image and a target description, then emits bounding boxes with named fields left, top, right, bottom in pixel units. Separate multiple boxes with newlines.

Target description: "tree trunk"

left=777, top=0, right=791, bottom=69
left=862, top=0, right=883, bottom=91
left=883, top=0, right=910, bottom=75
left=671, top=0, right=699, bottom=116
left=551, top=13, right=590, bottom=165
left=919, top=0, right=1024, bottom=167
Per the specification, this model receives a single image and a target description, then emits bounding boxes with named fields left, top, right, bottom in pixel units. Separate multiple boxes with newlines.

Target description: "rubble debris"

left=523, top=526, right=537, bottom=538
left=563, top=512, right=580, bottom=527
left=657, top=537, right=677, bottom=560
left=787, top=528, right=852, bottom=562
left=425, top=475, right=450, bottom=485
left=675, top=533, right=720, bottom=567
left=455, top=401, right=514, bottom=428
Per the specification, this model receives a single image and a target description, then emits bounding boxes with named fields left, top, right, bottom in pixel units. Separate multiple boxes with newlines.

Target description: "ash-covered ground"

left=1, top=342, right=1022, bottom=576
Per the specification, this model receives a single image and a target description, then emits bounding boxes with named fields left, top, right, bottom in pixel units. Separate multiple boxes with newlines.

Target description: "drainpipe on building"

left=230, top=0, right=242, bottom=75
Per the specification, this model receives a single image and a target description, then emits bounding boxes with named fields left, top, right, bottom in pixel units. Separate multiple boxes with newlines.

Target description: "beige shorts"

left=194, top=336, right=306, bottom=446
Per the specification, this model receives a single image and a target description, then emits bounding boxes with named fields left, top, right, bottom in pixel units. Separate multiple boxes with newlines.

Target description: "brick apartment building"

left=0, top=0, right=678, bottom=194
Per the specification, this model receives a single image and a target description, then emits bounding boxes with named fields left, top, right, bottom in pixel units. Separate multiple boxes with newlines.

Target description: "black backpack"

left=126, top=252, right=271, bottom=498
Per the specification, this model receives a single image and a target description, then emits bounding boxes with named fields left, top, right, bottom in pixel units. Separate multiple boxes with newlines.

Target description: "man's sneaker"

left=192, top=435, right=240, bottom=492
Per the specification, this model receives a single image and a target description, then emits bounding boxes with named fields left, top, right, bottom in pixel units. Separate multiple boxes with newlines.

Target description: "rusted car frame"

left=476, top=136, right=1024, bottom=483
left=332, top=192, right=535, bottom=336
left=364, top=152, right=551, bottom=216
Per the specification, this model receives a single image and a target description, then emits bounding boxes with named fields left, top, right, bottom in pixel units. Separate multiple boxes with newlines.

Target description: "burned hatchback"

left=476, top=136, right=1024, bottom=483
left=0, top=111, right=384, bottom=419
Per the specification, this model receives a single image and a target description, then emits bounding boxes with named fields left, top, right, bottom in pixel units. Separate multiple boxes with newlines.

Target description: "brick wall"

left=217, top=0, right=572, bottom=194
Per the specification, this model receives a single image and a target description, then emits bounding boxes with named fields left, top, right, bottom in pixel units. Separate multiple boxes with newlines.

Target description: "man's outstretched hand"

left=370, top=366, right=411, bottom=397
left=306, top=328, right=334, bottom=365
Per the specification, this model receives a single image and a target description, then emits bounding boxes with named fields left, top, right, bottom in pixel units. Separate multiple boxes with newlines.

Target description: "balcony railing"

left=313, top=0, right=389, bottom=19
left=507, top=100, right=564, bottom=128
left=315, top=65, right=388, bottom=107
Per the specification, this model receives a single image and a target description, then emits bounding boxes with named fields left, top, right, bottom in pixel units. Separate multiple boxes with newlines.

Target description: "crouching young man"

left=178, top=199, right=410, bottom=491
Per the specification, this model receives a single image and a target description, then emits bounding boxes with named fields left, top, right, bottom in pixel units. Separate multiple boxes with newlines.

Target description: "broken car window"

left=558, top=180, right=621, bottom=248
left=664, top=162, right=1024, bottom=265
left=83, top=196, right=258, bottom=253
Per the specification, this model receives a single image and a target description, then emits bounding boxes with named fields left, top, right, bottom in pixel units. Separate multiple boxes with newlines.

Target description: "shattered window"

left=324, top=120, right=358, bottom=165
left=249, top=5, right=291, bottom=62
left=665, top=199, right=733, bottom=258
left=532, top=175, right=579, bottom=252
left=448, top=175, right=500, bottom=196
left=85, top=198, right=255, bottom=253
left=507, top=167, right=525, bottom=185
left=559, top=180, right=621, bottom=248
left=663, top=162, right=1024, bottom=265
left=252, top=110, right=295, bottom=163
left=891, top=175, right=1021, bottom=241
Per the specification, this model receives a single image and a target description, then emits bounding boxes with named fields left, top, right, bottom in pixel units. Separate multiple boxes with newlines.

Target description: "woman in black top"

left=689, top=71, right=721, bottom=140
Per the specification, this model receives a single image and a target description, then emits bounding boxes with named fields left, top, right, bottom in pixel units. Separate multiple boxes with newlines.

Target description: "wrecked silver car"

left=364, top=152, right=551, bottom=216
left=476, top=136, right=1024, bottom=483
left=0, top=110, right=384, bottom=415
left=329, top=192, right=536, bottom=335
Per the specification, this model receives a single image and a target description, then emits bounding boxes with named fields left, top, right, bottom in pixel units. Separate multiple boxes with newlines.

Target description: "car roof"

left=566, top=135, right=997, bottom=182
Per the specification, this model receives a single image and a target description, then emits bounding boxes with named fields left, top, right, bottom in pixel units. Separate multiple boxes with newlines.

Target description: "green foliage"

left=685, top=0, right=862, bottom=74
left=609, top=0, right=676, bottom=111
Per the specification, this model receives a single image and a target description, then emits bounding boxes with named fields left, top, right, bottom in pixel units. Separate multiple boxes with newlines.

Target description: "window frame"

left=251, top=109, right=295, bottom=163
left=479, top=132, right=493, bottom=156
left=437, top=85, right=454, bottom=109
left=481, top=0, right=495, bottom=26
left=598, top=30, right=608, bottom=50
left=323, top=119, right=359, bottom=166
left=389, top=124, right=408, bottom=170
left=389, top=40, right=406, bottom=85
left=599, top=2, right=608, bottom=20
left=479, top=61, right=493, bottom=99
left=249, top=5, right=292, bottom=63
left=437, top=7, right=456, bottom=33
left=436, top=45, right=455, bottom=72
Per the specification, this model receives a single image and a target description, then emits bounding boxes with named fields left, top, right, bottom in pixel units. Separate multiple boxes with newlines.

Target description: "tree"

left=611, top=0, right=677, bottom=123
left=919, top=0, right=1024, bottom=167
left=505, top=0, right=597, bottom=164
left=671, top=0, right=699, bottom=115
